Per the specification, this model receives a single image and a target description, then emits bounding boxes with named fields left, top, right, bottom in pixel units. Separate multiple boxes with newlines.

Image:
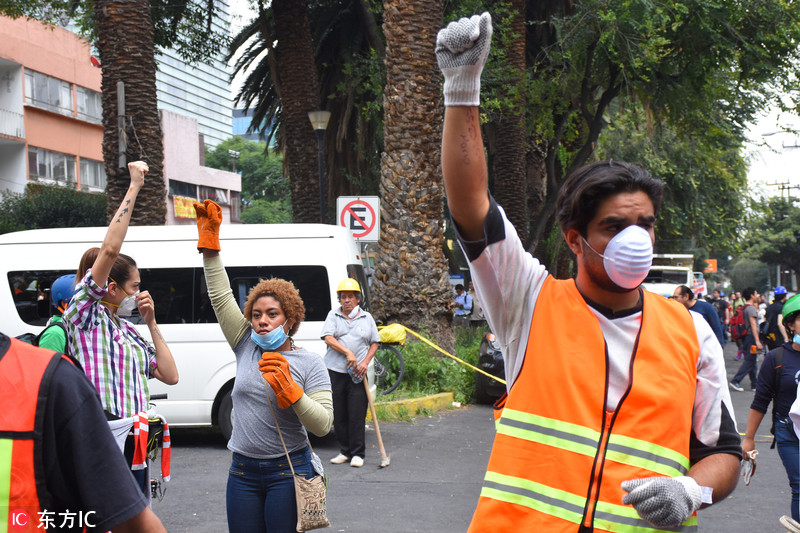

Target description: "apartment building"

left=0, top=16, right=104, bottom=194
left=0, top=15, right=240, bottom=224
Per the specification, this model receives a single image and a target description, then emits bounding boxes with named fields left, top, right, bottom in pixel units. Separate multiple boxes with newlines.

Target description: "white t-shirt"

left=457, top=199, right=740, bottom=457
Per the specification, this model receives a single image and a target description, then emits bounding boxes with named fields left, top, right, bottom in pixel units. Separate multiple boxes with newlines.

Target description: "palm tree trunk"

left=272, top=0, right=325, bottom=223
left=488, top=0, right=527, bottom=243
left=96, top=0, right=166, bottom=225
left=373, top=0, right=453, bottom=350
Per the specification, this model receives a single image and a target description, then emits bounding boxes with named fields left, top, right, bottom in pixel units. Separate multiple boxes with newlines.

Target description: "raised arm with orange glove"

left=259, top=352, right=304, bottom=408
left=193, top=199, right=222, bottom=252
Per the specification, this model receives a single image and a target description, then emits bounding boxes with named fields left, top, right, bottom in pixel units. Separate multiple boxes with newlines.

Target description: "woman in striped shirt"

left=64, top=161, right=179, bottom=494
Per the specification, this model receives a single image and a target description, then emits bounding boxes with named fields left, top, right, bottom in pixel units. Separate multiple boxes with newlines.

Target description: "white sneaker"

left=330, top=453, right=349, bottom=464
left=350, top=456, right=364, bottom=468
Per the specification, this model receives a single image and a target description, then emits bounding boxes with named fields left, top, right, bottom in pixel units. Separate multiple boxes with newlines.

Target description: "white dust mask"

left=583, top=225, right=653, bottom=290
left=118, top=291, right=139, bottom=317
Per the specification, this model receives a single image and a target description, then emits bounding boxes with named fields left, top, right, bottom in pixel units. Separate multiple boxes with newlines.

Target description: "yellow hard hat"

left=337, top=278, right=361, bottom=294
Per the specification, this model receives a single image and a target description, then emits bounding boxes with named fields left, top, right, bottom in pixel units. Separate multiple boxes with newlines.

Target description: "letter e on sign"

left=336, top=196, right=380, bottom=242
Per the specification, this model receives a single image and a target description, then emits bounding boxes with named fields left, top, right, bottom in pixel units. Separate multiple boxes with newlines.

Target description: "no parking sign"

left=337, top=196, right=380, bottom=242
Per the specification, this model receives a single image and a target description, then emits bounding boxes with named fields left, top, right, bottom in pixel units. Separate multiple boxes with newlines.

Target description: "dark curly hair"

left=555, top=160, right=664, bottom=236
left=243, top=278, right=305, bottom=336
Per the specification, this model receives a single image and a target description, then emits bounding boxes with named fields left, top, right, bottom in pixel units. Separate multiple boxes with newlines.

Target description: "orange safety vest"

left=469, top=278, right=700, bottom=533
left=0, top=339, right=67, bottom=531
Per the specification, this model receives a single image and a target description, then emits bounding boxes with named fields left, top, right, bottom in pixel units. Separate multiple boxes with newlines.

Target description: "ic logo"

left=10, top=509, right=29, bottom=529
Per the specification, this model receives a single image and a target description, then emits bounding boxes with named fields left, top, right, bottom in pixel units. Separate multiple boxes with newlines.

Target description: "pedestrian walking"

left=743, top=294, right=800, bottom=520
left=730, top=287, right=764, bottom=392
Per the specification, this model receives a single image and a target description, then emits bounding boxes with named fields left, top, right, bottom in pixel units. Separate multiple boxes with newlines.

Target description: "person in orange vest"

left=0, top=331, right=166, bottom=532
left=436, top=13, right=741, bottom=531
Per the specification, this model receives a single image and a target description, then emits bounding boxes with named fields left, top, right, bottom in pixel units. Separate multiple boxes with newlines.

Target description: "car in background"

left=474, top=332, right=506, bottom=404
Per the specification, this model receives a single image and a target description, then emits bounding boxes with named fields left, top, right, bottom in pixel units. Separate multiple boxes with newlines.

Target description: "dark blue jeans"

left=775, top=417, right=800, bottom=521
left=226, top=447, right=313, bottom=533
left=732, top=335, right=758, bottom=387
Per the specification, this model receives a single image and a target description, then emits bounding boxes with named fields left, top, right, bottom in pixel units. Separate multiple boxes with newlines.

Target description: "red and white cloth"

left=132, top=411, right=171, bottom=482
left=108, top=409, right=171, bottom=483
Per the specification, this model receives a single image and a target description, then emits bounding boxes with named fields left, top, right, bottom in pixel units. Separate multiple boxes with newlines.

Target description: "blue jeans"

left=732, top=335, right=757, bottom=387
left=226, top=447, right=313, bottom=533
left=776, top=417, right=800, bottom=521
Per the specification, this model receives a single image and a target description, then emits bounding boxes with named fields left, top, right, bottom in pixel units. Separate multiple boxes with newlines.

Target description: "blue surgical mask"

left=251, top=321, right=289, bottom=351
left=794, top=333, right=800, bottom=345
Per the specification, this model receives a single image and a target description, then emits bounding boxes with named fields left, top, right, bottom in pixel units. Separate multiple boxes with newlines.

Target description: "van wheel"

left=217, top=390, right=233, bottom=442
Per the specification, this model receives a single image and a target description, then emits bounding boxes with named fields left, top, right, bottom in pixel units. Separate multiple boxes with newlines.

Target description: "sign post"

left=337, top=196, right=380, bottom=242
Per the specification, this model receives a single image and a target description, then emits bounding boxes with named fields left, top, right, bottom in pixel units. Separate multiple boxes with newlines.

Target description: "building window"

left=28, top=147, right=77, bottom=186
left=168, top=179, right=197, bottom=198
left=24, top=69, right=73, bottom=116
left=199, top=186, right=228, bottom=205
left=230, top=191, right=241, bottom=223
left=79, top=158, right=106, bottom=190
left=76, top=87, right=102, bottom=124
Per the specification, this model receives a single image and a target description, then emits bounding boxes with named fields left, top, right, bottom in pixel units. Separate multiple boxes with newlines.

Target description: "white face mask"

left=118, top=291, right=139, bottom=317
left=583, top=225, right=653, bottom=290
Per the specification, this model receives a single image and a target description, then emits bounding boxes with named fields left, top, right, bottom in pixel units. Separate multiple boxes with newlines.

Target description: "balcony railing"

left=0, top=108, right=25, bottom=138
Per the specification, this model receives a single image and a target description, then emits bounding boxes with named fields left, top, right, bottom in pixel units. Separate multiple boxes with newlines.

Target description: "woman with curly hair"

left=193, top=199, right=332, bottom=533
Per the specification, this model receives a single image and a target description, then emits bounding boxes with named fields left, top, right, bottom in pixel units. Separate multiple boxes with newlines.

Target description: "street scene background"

left=151, top=340, right=790, bottom=533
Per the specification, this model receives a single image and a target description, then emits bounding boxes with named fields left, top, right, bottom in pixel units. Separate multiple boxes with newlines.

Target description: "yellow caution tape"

left=378, top=323, right=506, bottom=385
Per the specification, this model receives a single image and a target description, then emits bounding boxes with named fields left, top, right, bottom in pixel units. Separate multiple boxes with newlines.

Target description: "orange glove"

left=260, top=352, right=304, bottom=408
left=192, top=199, right=222, bottom=252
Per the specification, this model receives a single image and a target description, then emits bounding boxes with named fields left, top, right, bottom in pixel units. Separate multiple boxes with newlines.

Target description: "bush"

left=385, top=325, right=487, bottom=405
left=0, top=184, right=107, bottom=234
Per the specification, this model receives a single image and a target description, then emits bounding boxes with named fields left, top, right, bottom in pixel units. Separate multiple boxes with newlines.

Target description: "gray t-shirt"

left=321, top=308, right=380, bottom=373
left=228, top=336, right=331, bottom=459
left=744, top=304, right=758, bottom=337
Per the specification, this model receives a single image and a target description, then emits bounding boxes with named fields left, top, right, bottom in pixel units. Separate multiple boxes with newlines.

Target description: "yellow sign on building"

left=174, top=196, right=198, bottom=219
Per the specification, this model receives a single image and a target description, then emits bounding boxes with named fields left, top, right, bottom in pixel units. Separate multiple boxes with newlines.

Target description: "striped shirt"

left=63, top=269, right=156, bottom=418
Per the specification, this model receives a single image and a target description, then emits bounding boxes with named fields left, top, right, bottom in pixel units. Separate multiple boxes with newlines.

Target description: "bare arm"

left=355, top=342, right=379, bottom=378
left=92, top=161, right=146, bottom=287
left=442, top=106, right=490, bottom=240
left=324, top=335, right=357, bottom=369
left=741, top=408, right=766, bottom=456
left=687, top=452, right=740, bottom=506
left=111, top=507, right=166, bottom=533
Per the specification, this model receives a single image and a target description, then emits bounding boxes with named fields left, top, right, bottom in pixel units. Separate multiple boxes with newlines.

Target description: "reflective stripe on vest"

left=0, top=339, right=62, bottom=531
left=469, top=278, right=700, bottom=533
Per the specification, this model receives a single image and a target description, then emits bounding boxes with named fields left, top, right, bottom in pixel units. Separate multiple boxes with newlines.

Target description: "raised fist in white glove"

left=435, top=12, right=492, bottom=107
left=621, top=476, right=702, bottom=528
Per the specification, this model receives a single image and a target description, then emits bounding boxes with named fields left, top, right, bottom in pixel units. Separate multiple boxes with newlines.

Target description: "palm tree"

left=371, top=0, right=453, bottom=348
left=485, top=0, right=527, bottom=244
left=269, top=0, right=324, bottom=223
left=95, top=0, right=166, bottom=224
left=229, top=0, right=386, bottom=215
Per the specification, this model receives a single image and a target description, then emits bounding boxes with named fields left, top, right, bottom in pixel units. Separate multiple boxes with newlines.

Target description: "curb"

left=367, top=392, right=454, bottom=421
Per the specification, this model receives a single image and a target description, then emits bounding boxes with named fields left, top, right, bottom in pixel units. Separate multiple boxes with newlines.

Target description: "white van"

left=0, top=223, right=370, bottom=439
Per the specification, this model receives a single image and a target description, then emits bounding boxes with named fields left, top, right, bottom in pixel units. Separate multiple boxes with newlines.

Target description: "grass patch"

left=386, top=325, right=487, bottom=406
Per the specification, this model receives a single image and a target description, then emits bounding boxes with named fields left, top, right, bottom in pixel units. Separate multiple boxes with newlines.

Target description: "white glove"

left=435, top=12, right=492, bottom=106
left=621, top=476, right=702, bottom=528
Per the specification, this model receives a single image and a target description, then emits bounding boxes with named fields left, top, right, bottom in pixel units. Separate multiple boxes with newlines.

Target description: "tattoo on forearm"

left=115, top=206, right=130, bottom=224
left=153, top=326, right=166, bottom=344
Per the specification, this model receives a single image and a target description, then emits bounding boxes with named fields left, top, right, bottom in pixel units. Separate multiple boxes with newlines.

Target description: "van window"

left=8, top=270, right=74, bottom=325
left=228, top=266, right=330, bottom=322
left=9, top=265, right=332, bottom=326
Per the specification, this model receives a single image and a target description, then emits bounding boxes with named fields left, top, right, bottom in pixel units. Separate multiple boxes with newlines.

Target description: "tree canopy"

left=748, top=197, right=800, bottom=277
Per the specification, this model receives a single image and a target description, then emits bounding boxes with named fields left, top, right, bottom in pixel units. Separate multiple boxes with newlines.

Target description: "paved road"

left=151, top=340, right=794, bottom=532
